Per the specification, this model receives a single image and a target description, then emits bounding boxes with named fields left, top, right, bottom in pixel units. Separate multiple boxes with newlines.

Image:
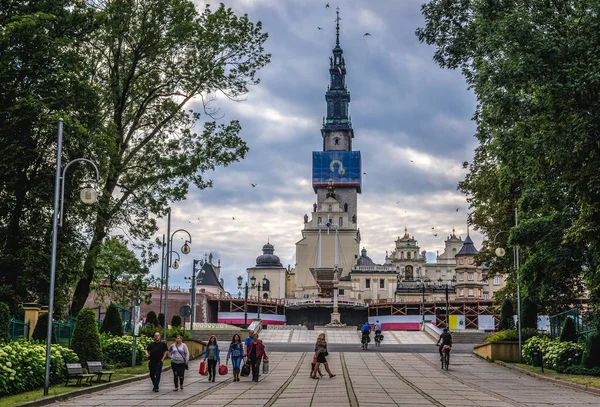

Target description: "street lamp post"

left=493, top=207, right=522, bottom=362
left=185, top=259, right=205, bottom=336
left=159, top=234, right=165, bottom=316
left=421, top=279, right=430, bottom=324
left=250, top=275, right=267, bottom=319
left=237, top=276, right=249, bottom=327
left=437, top=277, right=456, bottom=329
left=45, top=119, right=100, bottom=395
left=163, top=217, right=192, bottom=341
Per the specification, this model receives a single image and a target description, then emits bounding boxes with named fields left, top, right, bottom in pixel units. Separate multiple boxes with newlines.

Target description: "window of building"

left=493, top=276, right=500, bottom=285
left=334, top=138, right=340, bottom=145
left=339, top=289, right=345, bottom=295
left=468, top=273, right=473, bottom=281
left=328, top=204, right=332, bottom=212
left=339, top=217, right=343, bottom=227
left=482, top=280, right=488, bottom=285
left=468, top=258, right=473, bottom=265
left=459, top=259, right=464, bottom=265
left=401, top=251, right=404, bottom=259
left=366, top=279, right=371, bottom=289
left=468, top=288, right=474, bottom=297
left=407, top=252, right=411, bottom=259
left=459, top=288, right=464, bottom=297
left=459, top=274, right=464, bottom=281
left=483, top=293, right=489, bottom=300
left=380, top=279, right=385, bottom=289
left=263, top=293, right=269, bottom=300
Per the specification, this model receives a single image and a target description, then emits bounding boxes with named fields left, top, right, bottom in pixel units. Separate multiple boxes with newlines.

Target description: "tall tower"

left=313, top=8, right=362, bottom=223
left=293, top=9, right=361, bottom=299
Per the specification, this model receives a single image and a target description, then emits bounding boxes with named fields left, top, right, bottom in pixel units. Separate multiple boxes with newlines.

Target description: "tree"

left=171, top=314, right=182, bottom=328
left=498, top=299, right=515, bottom=331
left=158, top=313, right=166, bottom=329
left=71, top=307, right=103, bottom=362
left=31, top=313, right=57, bottom=343
left=583, top=332, right=600, bottom=368
left=146, top=311, right=159, bottom=328
left=0, top=0, right=102, bottom=316
left=94, top=236, right=156, bottom=306
left=0, top=302, right=10, bottom=342
left=69, top=0, right=270, bottom=315
left=100, top=303, right=124, bottom=336
left=559, top=317, right=578, bottom=343
left=417, top=0, right=600, bottom=313
left=521, top=297, right=538, bottom=330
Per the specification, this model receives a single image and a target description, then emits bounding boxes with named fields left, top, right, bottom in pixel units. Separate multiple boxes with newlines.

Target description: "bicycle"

left=361, top=333, right=370, bottom=350
left=441, top=345, right=451, bottom=370
left=374, top=333, right=382, bottom=347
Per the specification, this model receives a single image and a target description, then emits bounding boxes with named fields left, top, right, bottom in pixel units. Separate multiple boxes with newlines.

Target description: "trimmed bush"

left=71, top=307, right=103, bottom=363
left=0, top=341, right=78, bottom=396
left=583, top=332, right=600, bottom=368
left=498, top=299, right=515, bottom=330
left=522, top=336, right=584, bottom=372
left=167, top=327, right=191, bottom=339
left=31, top=313, right=56, bottom=343
left=100, top=304, right=124, bottom=336
left=146, top=311, right=159, bottom=327
left=158, top=313, right=165, bottom=328
left=521, top=297, right=538, bottom=330
left=559, top=317, right=578, bottom=343
left=564, top=365, right=600, bottom=376
left=0, top=303, right=10, bottom=342
left=100, top=333, right=152, bottom=367
left=171, top=314, right=182, bottom=328
left=484, top=328, right=539, bottom=343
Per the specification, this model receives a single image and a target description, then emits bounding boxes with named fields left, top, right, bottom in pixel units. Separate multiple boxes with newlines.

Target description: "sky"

left=153, top=0, right=483, bottom=296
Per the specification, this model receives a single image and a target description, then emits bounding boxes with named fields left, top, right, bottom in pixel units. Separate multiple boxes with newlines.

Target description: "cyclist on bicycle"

left=361, top=322, right=371, bottom=347
left=374, top=320, right=382, bottom=342
left=435, top=328, right=452, bottom=361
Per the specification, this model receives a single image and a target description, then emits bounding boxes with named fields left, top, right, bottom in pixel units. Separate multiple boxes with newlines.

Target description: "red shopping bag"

left=218, top=364, right=228, bottom=375
left=199, top=360, right=207, bottom=375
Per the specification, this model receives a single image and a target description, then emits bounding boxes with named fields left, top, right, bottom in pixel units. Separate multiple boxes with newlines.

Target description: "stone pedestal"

left=23, top=303, right=41, bottom=339
left=330, top=312, right=341, bottom=323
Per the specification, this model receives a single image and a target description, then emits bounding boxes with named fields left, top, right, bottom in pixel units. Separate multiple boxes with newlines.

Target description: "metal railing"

left=53, top=320, right=73, bottom=347
left=549, top=306, right=593, bottom=339
left=9, top=319, right=30, bottom=341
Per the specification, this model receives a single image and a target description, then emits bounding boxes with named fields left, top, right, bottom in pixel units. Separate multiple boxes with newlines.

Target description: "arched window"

left=262, top=278, right=270, bottom=291
left=334, top=138, right=340, bottom=145
left=263, top=293, right=268, bottom=300
left=328, top=204, right=332, bottom=211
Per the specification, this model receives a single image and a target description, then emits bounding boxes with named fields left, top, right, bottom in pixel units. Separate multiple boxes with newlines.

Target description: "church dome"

left=357, top=248, right=376, bottom=267
left=256, top=242, right=282, bottom=267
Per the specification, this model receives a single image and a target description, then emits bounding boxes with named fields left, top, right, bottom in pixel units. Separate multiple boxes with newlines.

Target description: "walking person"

left=311, top=333, right=336, bottom=379
left=203, top=335, right=220, bottom=382
left=310, top=352, right=324, bottom=378
left=247, top=333, right=268, bottom=382
left=145, top=332, right=168, bottom=392
left=244, top=330, right=254, bottom=354
left=227, top=334, right=245, bottom=382
left=169, top=335, right=189, bottom=391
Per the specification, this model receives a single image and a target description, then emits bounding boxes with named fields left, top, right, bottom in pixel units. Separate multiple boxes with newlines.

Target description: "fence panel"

left=9, top=319, right=29, bottom=341
left=53, top=320, right=74, bottom=348
left=549, top=306, right=592, bottom=339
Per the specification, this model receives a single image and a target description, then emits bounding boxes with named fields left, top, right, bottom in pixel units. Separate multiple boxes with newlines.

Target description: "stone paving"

left=259, top=330, right=435, bottom=345
left=49, top=352, right=600, bottom=407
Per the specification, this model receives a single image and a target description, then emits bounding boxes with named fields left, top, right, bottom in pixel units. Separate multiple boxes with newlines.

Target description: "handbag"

left=262, top=360, right=269, bottom=374
left=173, top=344, right=189, bottom=370
left=219, top=364, right=228, bottom=375
left=199, top=360, right=207, bottom=375
left=240, top=362, right=250, bottom=377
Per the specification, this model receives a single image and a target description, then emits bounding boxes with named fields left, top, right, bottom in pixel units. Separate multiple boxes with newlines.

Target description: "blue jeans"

left=149, top=361, right=163, bottom=389
left=231, top=356, right=243, bottom=370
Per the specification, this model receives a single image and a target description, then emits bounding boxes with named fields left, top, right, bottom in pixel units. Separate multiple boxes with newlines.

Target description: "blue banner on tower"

left=312, top=151, right=362, bottom=192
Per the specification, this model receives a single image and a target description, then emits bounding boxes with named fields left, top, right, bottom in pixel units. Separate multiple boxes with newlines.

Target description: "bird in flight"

left=434, top=234, right=438, bottom=237
left=410, top=160, right=414, bottom=163
left=326, top=3, right=330, bottom=8
left=232, top=217, right=236, bottom=220
left=456, top=207, right=460, bottom=212
left=431, top=227, right=435, bottom=229
left=363, top=172, right=367, bottom=175
left=251, top=183, right=257, bottom=188
left=364, top=33, right=372, bottom=36
left=317, top=27, right=323, bottom=30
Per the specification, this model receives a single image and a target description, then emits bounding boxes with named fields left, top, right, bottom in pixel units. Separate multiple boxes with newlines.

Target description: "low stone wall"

left=166, top=338, right=206, bottom=360
left=473, top=341, right=520, bottom=362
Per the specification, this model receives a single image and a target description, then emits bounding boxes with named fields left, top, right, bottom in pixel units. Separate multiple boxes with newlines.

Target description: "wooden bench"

left=64, top=363, right=96, bottom=386
left=86, top=361, right=115, bottom=383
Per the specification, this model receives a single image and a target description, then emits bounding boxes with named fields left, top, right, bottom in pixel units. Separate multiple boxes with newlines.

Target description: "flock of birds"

left=318, top=3, right=371, bottom=36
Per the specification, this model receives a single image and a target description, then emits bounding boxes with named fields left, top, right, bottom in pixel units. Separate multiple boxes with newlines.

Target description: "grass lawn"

left=0, top=360, right=172, bottom=407
left=513, top=363, right=600, bottom=390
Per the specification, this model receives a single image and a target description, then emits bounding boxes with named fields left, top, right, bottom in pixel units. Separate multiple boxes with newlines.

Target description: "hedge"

left=31, top=313, right=56, bottom=343
left=484, top=328, right=539, bottom=343
left=100, top=333, right=152, bottom=367
left=100, top=304, right=124, bottom=336
left=522, top=336, right=584, bottom=372
left=171, top=314, right=182, bottom=328
left=498, top=299, right=515, bottom=330
left=0, top=341, right=78, bottom=396
left=0, top=303, right=10, bottom=342
left=563, top=365, right=600, bottom=376
left=559, top=317, right=578, bottom=343
left=583, top=331, right=600, bottom=368
left=71, top=307, right=103, bottom=363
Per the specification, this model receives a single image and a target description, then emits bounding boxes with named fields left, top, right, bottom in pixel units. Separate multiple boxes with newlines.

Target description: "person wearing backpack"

left=169, top=335, right=189, bottom=391
left=227, top=334, right=244, bottom=382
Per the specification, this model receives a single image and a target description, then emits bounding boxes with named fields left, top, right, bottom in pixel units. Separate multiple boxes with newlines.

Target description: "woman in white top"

left=169, top=335, right=189, bottom=391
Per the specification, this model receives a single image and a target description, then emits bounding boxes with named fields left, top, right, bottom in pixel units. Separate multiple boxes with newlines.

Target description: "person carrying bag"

left=168, top=335, right=189, bottom=391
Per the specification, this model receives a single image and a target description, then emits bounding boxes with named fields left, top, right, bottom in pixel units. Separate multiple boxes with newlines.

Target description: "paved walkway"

left=49, top=353, right=600, bottom=407
left=259, top=330, right=435, bottom=345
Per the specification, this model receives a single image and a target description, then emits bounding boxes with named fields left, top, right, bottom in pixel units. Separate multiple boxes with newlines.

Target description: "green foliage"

left=498, top=299, right=515, bottom=331
left=521, top=297, right=538, bottom=330
left=171, top=314, right=182, bottom=328
left=100, top=333, right=152, bottom=367
left=158, top=313, right=165, bottom=329
left=417, top=0, right=600, bottom=313
left=583, top=332, right=600, bottom=368
left=71, top=307, right=102, bottom=362
left=0, top=303, right=10, bottom=342
left=146, top=311, right=159, bottom=328
left=31, top=313, right=56, bottom=343
left=484, top=328, right=539, bottom=343
left=559, top=317, right=578, bottom=343
left=70, top=0, right=271, bottom=316
left=167, top=327, right=191, bottom=339
left=522, top=336, right=584, bottom=372
left=564, top=365, right=600, bottom=377
left=100, top=304, right=124, bottom=337
left=0, top=341, right=78, bottom=396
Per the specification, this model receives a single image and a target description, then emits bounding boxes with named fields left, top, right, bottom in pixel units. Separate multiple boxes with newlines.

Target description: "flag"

left=338, top=66, right=343, bottom=75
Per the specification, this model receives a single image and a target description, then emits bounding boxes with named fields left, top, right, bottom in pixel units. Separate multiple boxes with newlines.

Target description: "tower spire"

left=336, top=7, right=341, bottom=47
